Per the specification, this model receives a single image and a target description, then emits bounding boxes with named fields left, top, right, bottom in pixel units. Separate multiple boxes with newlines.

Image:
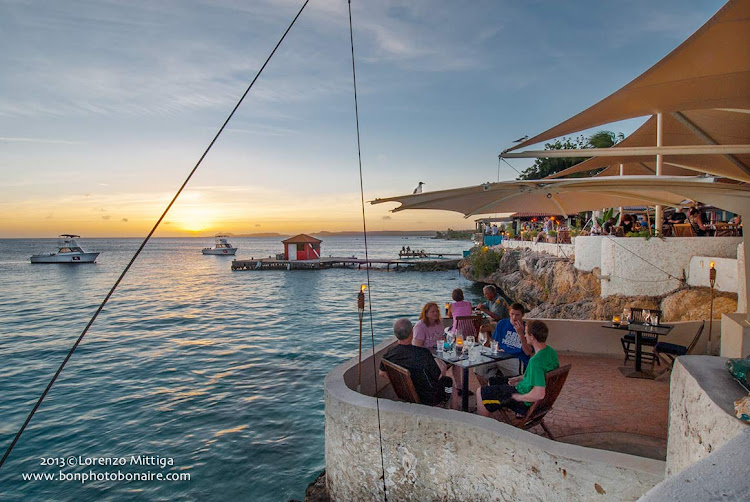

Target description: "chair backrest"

left=381, top=359, right=420, bottom=404
left=628, top=308, right=661, bottom=324
left=672, top=223, right=695, bottom=237
left=520, top=364, right=571, bottom=426
left=455, top=315, right=482, bottom=336
left=613, top=226, right=625, bottom=237
left=557, top=230, right=571, bottom=244
left=685, top=320, right=706, bottom=354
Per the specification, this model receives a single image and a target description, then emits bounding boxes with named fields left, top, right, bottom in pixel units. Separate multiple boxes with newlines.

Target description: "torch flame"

left=710, top=261, right=715, bottom=269
left=360, top=284, right=367, bottom=292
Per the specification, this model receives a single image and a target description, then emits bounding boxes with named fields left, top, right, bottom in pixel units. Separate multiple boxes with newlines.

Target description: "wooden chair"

left=672, top=223, right=696, bottom=237
left=557, top=229, right=571, bottom=244
left=455, top=315, right=482, bottom=337
left=621, top=309, right=662, bottom=367
left=499, top=364, right=571, bottom=439
left=381, top=359, right=421, bottom=404
left=613, top=226, right=625, bottom=237
left=654, top=321, right=705, bottom=370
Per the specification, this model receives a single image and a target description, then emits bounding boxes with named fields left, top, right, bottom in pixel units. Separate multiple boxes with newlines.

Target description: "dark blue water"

left=0, top=236, right=479, bottom=501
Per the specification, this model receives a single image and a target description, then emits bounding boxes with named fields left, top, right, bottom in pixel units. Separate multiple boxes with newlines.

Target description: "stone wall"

left=665, top=356, right=748, bottom=476
left=574, top=236, right=606, bottom=271
left=599, top=237, right=741, bottom=297
left=502, top=239, right=574, bottom=259
left=325, top=340, right=665, bottom=501
left=686, top=256, right=737, bottom=292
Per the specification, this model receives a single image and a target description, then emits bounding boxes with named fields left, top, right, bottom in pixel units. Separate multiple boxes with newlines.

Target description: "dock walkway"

left=231, top=256, right=460, bottom=271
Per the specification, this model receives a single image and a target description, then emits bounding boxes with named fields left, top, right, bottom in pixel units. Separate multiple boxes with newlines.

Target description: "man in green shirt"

left=477, top=320, right=559, bottom=417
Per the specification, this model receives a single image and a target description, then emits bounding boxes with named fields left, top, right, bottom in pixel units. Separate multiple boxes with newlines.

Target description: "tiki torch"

left=357, top=284, right=366, bottom=389
left=708, top=262, right=716, bottom=352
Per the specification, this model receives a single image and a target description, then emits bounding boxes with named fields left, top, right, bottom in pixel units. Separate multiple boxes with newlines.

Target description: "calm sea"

left=0, top=236, right=480, bottom=501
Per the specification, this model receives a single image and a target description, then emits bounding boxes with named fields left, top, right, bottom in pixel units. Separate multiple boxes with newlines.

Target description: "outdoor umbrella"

left=372, top=176, right=750, bottom=218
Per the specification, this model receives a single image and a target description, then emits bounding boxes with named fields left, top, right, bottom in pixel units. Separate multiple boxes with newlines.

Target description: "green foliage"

left=516, top=130, right=624, bottom=180
left=587, top=130, right=624, bottom=148
left=470, top=248, right=504, bottom=277
left=548, top=229, right=557, bottom=237
left=434, top=228, right=474, bottom=240
left=596, top=208, right=620, bottom=226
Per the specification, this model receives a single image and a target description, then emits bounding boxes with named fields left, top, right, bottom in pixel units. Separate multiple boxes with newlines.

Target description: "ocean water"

left=0, top=236, right=480, bottom=501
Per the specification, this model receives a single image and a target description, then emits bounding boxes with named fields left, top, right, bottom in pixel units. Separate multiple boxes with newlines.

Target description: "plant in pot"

left=547, top=229, right=558, bottom=243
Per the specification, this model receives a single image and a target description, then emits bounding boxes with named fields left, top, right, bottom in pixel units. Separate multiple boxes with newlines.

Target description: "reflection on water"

left=0, top=236, right=478, bottom=501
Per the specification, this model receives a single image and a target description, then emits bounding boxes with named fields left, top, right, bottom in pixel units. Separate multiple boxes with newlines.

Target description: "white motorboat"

left=30, top=234, right=100, bottom=264
left=202, top=235, right=238, bottom=255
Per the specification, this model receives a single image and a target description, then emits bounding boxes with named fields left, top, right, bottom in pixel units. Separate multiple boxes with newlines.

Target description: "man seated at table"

left=379, top=318, right=452, bottom=405
left=474, top=303, right=533, bottom=384
left=477, top=285, right=507, bottom=336
left=477, top=320, right=559, bottom=418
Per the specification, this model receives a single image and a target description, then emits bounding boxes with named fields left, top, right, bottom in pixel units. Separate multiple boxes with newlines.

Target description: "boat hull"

left=202, top=248, right=237, bottom=255
left=30, top=252, right=99, bottom=263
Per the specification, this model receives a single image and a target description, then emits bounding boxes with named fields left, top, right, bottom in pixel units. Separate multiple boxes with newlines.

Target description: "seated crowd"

left=379, top=287, right=560, bottom=420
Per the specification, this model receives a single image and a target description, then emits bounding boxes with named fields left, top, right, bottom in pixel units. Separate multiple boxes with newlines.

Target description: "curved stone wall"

left=325, top=339, right=664, bottom=501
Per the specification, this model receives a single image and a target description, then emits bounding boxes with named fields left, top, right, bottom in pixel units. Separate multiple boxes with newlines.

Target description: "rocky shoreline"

left=460, top=247, right=737, bottom=321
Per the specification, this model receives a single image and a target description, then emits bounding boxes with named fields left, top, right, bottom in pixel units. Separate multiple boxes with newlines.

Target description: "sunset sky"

left=0, top=0, right=726, bottom=237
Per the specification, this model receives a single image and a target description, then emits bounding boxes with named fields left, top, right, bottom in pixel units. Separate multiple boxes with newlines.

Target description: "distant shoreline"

left=1, top=230, right=475, bottom=239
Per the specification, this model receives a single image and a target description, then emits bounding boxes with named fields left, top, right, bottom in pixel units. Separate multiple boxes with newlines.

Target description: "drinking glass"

left=478, top=332, right=488, bottom=347
left=652, top=313, right=660, bottom=326
left=490, top=340, right=499, bottom=353
left=644, top=312, right=651, bottom=326
left=436, top=339, right=443, bottom=352
left=446, top=332, right=455, bottom=348
left=466, top=335, right=475, bottom=348
left=612, top=314, right=621, bottom=326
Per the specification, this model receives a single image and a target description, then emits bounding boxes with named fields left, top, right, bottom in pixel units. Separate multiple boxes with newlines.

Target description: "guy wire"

left=0, top=0, right=311, bottom=470
left=348, top=1, right=388, bottom=500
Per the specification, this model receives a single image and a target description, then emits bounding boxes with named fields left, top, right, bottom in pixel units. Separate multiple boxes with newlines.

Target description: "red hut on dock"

left=282, top=234, right=322, bottom=261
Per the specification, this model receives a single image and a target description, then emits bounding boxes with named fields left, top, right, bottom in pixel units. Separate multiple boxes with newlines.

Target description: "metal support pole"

left=655, top=113, right=664, bottom=235
left=357, top=285, right=366, bottom=390
left=708, top=263, right=716, bottom=354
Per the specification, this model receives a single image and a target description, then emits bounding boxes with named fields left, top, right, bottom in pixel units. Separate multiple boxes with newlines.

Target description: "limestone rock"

left=660, top=288, right=738, bottom=322
left=462, top=247, right=737, bottom=321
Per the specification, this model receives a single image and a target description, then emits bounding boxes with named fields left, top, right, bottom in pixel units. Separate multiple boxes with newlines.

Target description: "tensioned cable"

left=347, top=1, right=388, bottom=500
left=603, top=234, right=684, bottom=283
left=0, top=0, right=311, bottom=470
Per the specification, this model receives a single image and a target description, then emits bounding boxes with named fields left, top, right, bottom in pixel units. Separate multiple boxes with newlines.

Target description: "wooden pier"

left=231, top=256, right=461, bottom=271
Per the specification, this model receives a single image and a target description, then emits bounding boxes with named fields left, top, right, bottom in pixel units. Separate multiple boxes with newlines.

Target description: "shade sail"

left=504, top=0, right=750, bottom=154
left=372, top=176, right=750, bottom=218
left=547, top=111, right=750, bottom=180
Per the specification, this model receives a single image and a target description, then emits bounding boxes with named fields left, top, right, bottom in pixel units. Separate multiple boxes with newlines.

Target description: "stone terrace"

left=531, top=353, right=670, bottom=460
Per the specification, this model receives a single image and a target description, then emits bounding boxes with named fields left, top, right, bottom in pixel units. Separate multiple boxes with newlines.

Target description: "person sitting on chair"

left=474, top=303, right=532, bottom=384
left=379, top=318, right=452, bottom=405
left=446, top=288, right=473, bottom=332
left=477, top=320, right=559, bottom=418
left=477, top=285, right=507, bottom=336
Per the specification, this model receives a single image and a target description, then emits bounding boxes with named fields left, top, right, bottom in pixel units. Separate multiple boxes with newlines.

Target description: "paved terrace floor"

left=549, top=353, right=669, bottom=460
left=448, top=352, right=670, bottom=460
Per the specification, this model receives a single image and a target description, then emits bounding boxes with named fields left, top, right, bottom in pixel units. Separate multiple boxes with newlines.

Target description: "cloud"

left=0, top=136, right=83, bottom=145
left=102, top=215, right=111, bottom=220
left=382, top=216, right=391, bottom=220
left=255, top=224, right=261, bottom=227
left=121, top=218, right=128, bottom=222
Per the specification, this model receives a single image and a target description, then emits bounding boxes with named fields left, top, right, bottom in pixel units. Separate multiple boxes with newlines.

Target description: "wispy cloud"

left=0, top=136, right=83, bottom=145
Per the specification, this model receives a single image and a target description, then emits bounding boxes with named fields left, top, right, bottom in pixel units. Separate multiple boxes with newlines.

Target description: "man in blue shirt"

left=476, top=303, right=533, bottom=382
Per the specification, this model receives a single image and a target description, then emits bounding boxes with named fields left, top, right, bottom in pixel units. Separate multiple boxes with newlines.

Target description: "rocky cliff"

left=461, top=248, right=737, bottom=322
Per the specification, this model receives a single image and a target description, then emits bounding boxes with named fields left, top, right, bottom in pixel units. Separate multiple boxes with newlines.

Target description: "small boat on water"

left=202, top=235, right=238, bottom=255
left=30, top=234, right=100, bottom=264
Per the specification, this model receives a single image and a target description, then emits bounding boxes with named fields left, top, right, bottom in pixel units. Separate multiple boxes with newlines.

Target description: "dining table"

left=603, top=321, right=674, bottom=379
left=432, top=346, right=513, bottom=411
